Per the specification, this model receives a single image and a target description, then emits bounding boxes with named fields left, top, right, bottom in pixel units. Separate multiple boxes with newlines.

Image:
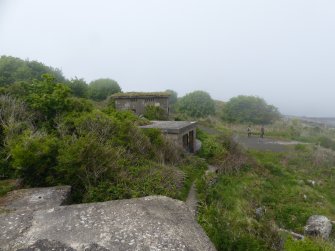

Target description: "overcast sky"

left=1, top=0, right=334, bottom=117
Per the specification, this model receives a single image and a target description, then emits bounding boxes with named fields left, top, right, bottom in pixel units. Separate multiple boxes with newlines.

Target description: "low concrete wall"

left=115, top=97, right=169, bottom=115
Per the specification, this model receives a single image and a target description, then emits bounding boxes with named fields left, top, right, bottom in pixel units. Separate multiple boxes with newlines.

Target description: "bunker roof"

left=111, top=92, right=170, bottom=99
left=140, top=121, right=197, bottom=134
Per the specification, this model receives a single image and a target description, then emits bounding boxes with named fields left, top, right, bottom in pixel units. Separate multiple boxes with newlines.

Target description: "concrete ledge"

left=0, top=186, right=71, bottom=213
left=1, top=194, right=216, bottom=251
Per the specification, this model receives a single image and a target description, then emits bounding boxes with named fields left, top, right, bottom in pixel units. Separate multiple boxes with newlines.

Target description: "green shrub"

left=143, top=128, right=164, bottom=147
left=197, top=129, right=226, bottom=159
left=318, top=136, right=335, bottom=151
left=9, top=131, right=59, bottom=186
left=143, top=105, right=168, bottom=120
left=198, top=136, right=226, bottom=159
left=88, top=78, right=121, bottom=101
left=56, top=135, right=125, bottom=201
left=222, top=95, right=280, bottom=124
left=177, top=90, right=215, bottom=118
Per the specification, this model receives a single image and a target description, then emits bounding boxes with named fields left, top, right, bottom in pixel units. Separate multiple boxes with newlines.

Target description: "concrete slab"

left=140, top=121, right=197, bottom=134
left=1, top=195, right=216, bottom=251
left=0, top=186, right=71, bottom=212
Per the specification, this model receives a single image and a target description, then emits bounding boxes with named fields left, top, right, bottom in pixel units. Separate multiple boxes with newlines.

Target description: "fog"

left=1, top=0, right=334, bottom=117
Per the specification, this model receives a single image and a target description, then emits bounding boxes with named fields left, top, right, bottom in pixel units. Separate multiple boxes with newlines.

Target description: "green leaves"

left=222, top=95, right=280, bottom=124
left=24, top=74, right=71, bottom=120
left=165, top=89, right=178, bottom=105
left=143, top=105, right=168, bottom=120
left=0, top=55, right=65, bottom=86
left=177, top=90, right=215, bottom=118
left=67, top=77, right=89, bottom=98
left=88, top=78, right=121, bottom=101
left=9, top=131, right=59, bottom=186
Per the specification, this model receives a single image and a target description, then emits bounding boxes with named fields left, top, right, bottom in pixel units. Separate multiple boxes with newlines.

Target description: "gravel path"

left=233, top=135, right=302, bottom=152
left=186, top=183, right=198, bottom=218
left=186, top=165, right=218, bottom=218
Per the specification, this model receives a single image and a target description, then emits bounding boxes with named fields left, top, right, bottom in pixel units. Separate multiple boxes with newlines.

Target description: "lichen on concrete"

left=0, top=186, right=71, bottom=213
left=0, top=187, right=216, bottom=251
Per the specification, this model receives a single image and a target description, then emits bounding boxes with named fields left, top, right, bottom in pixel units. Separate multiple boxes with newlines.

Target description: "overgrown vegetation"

left=88, top=78, right=121, bottom=101
left=196, top=126, right=335, bottom=250
left=0, top=56, right=204, bottom=203
left=143, top=105, right=168, bottom=120
left=222, top=95, right=280, bottom=124
left=0, top=55, right=66, bottom=86
left=2, top=56, right=335, bottom=251
left=176, top=90, right=215, bottom=118
left=0, top=179, right=17, bottom=197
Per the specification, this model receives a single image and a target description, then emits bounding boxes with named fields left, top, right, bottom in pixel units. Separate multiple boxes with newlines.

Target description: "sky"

left=1, top=0, right=335, bottom=117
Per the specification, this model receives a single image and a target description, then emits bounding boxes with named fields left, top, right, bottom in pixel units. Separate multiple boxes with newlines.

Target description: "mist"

left=1, top=0, right=334, bottom=117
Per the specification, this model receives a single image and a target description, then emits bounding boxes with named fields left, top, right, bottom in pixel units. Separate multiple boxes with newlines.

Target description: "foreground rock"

left=0, top=187, right=216, bottom=251
left=304, top=215, right=332, bottom=239
left=0, top=186, right=71, bottom=212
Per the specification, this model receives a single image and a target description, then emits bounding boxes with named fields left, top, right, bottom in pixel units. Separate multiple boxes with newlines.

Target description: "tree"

left=9, top=131, right=59, bottom=186
left=165, top=89, right=178, bottom=105
left=0, top=95, right=33, bottom=177
left=177, top=91, right=215, bottom=118
left=222, top=95, right=280, bottom=124
left=24, top=74, right=71, bottom=122
left=88, top=78, right=121, bottom=101
left=0, top=95, right=32, bottom=144
left=0, top=55, right=66, bottom=86
left=67, top=77, right=89, bottom=98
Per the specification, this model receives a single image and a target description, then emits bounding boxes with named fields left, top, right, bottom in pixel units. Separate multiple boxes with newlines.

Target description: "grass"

left=285, top=237, right=335, bottom=251
left=178, top=156, right=207, bottom=201
left=196, top=129, right=335, bottom=250
left=251, top=149, right=335, bottom=232
left=0, top=179, right=17, bottom=197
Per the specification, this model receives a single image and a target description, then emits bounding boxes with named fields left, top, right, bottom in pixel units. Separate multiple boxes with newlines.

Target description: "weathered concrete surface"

left=186, top=183, right=198, bottom=218
left=0, top=186, right=71, bottom=213
left=1, top=195, right=216, bottom=251
left=0, top=186, right=71, bottom=249
left=234, top=135, right=297, bottom=152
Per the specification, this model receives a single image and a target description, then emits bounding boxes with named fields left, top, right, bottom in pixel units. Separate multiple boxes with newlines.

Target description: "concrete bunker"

left=140, top=121, right=197, bottom=153
left=112, top=92, right=170, bottom=116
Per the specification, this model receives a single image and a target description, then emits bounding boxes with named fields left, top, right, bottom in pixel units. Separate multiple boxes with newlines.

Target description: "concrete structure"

left=0, top=186, right=216, bottom=251
left=0, top=186, right=71, bottom=213
left=140, top=121, right=197, bottom=153
left=112, top=92, right=170, bottom=116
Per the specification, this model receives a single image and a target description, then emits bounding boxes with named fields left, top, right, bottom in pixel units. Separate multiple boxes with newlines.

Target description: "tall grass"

left=196, top=130, right=335, bottom=250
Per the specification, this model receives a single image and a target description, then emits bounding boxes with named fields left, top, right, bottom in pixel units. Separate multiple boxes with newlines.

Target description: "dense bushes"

left=0, top=55, right=66, bottom=86
left=88, top=78, right=121, bottom=101
left=67, top=78, right=89, bottom=98
left=0, top=95, right=33, bottom=178
left=9, top=131, right=59, bottom=186
left=177, top=90, right=215, bottom=118
left=0, top=64, right=203, bottom=203
left=318, top=136, right=335, bottom=151
left=196, top=129, right=226, bottom=159
left=2, top=104, right=190, bottom=202
left=143, top=105, right=168, bottom=120
left=0, top=94, right=203, bottom=201
left=222, top=95, right=280, bottom=124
